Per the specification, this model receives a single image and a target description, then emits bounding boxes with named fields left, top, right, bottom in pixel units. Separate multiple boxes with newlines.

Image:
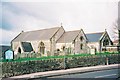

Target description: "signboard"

left=91, top=49, right=95, bottom=54
left=4, top=50, right=14, bottom=60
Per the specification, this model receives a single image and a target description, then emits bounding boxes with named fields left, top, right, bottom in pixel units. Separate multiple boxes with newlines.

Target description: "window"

left=80, top=44, right=83, bottom=50
left=102, top=48, right=106, bottom=51
left=67, top=47, right=72, bottom=54
left=80, top=36, right=83, bottom=41
left=38, top=42, right=45, bottom=54
left=62, top=46, right=65, bottom=51
left=103, top=39, right=109, bottom=46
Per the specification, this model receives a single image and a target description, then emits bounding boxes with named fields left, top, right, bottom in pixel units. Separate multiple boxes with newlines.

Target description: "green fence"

left=1, top=52, right=119, bottom=62
left=1, top=54, right=120, bottom=78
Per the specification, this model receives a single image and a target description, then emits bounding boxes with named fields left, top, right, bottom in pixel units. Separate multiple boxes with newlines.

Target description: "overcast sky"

left=0, top=0, right=119, bottom=45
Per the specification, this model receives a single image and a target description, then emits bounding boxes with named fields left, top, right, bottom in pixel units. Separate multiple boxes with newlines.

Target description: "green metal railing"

left=0, top=52, right=119, bottom=62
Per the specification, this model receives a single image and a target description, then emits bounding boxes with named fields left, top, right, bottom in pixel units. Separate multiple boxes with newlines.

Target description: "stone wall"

left=12, top=42, right=24, bottom=54
left=50, top=27, right=65, bottom=56
left=87, top=42, right=100, bottom=53
left=31, top=40, right=51, bottom=56
left=74, top=30, right=88, bottom=54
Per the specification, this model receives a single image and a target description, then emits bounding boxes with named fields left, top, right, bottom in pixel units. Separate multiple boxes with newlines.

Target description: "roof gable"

left=80, top=29, right=88, bottom=41
left=12, top=27, right=60, bottom=42
left=86, top=32, right=104, bottom=42
left=100, top=31, right=113, bottom=44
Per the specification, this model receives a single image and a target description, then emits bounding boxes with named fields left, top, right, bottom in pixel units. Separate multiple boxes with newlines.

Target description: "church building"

left=11, top=26, right=113, bottom=56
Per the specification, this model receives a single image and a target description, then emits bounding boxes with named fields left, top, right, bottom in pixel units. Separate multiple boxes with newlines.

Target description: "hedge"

left=1, top=54, right=120, bottom=78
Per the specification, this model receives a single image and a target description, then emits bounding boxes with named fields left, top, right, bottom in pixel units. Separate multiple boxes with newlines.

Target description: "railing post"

left=106, top=57, right=109, bottom=65
left=64, top=50, right=66, bottom=70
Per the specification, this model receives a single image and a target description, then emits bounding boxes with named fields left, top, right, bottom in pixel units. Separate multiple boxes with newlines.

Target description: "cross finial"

left=105, top=29, right=107, bottom=31
left=61, top=23, right=63, bottom=27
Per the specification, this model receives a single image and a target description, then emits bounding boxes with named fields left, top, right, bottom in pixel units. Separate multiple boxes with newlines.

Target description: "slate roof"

left=12, top=27, right=60, bottom=42
left=21, top=42, right=33, bottom=52
left=86, top=32, right=104, bottom=42
left=0, top=45, right=11, bottom=53
left=0, top=45, right=11, bottom=58
left=57, top=30, right=80, bottom=43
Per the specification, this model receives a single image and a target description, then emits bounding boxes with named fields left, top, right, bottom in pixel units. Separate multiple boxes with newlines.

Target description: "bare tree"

left=112, top=19, right=120, bottom=52
left=118, top=2, right=120, bottom=53
left=118, top=19, right=120, bottom=53
left=112, top=20, right=119, bottom=40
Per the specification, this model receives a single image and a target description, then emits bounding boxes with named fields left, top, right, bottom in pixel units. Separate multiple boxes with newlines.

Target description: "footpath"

left=3, top=64, right=119, bottom=80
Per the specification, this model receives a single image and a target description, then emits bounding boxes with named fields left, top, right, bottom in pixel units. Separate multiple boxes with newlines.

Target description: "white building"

left=86, top=30, right=113, bottom=53
left=11, top=26, right=113, bottom=56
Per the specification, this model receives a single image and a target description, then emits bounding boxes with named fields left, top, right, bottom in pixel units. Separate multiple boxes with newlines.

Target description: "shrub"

left=1, top=54, right=120, bottom=78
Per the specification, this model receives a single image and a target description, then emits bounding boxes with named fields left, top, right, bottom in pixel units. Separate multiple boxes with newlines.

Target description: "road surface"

left=47, top=68, right=120, bottom=78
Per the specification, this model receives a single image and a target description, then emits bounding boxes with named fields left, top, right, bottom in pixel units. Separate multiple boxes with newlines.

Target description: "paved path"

left=3, top=64, right=119, bottom=80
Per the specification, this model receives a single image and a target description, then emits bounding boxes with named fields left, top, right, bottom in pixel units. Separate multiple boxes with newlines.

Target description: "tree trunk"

left=118, top=30, right=120, bottom=53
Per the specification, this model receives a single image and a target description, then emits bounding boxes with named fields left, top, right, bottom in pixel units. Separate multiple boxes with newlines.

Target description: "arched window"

left=18, top=47, right=21, bottom=53
left=38, top=42, right=45, bottom=54
left=62, top=46, right=65, bottom=51
left=80, top=44, right=83, bottom=50
left=103, top=39, right=109, bottom=46
left=80, top=36, right=83, bottom=42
